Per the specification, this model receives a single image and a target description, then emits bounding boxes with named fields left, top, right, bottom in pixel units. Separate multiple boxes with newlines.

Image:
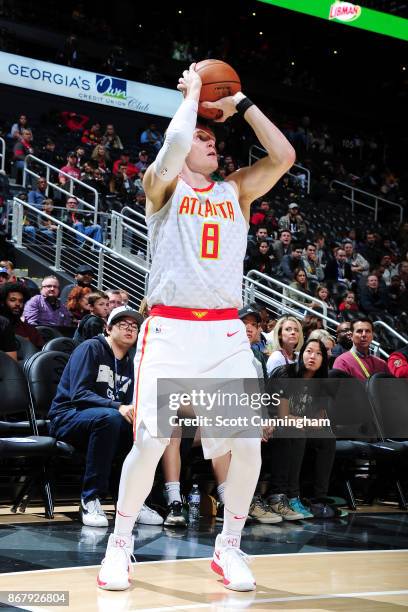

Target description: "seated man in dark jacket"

left=48, top=306, right=162, bottom=527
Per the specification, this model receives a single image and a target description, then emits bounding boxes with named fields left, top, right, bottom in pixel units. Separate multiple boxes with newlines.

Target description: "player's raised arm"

left=202, top=94, right=296, bottom=216
left=143, top=64, right=202, bottom=217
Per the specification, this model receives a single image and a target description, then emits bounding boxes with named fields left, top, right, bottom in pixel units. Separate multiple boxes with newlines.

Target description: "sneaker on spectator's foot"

left=248, top=497, right=283, bottom=524
left=80, top=497, right=109, bottom=527
left=268, top=494, right=303, bottom=521
left=211, top=534, right=256, bottom=592
left=97, top=534, right=134, bottom=590
left=288, top=497, right=314, bottom=519
left=216, top=502, right=224, bottom=523
left=164, top=501, right=188, bottom=527
left=137, top=504, right=164, bottom=525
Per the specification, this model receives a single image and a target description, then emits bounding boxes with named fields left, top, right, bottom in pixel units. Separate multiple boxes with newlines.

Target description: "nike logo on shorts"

left=227, top=331, right=239, bottom=337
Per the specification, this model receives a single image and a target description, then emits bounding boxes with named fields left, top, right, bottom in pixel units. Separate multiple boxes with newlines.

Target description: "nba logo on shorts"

left=153, top=325, right=162, bottom=334
left=96, top=75, right=127, bottom=100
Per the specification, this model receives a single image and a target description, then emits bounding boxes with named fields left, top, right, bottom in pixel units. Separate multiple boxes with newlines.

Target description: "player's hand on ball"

left=177, top=63, right=202, bottom=98
left=201, top=96, right=238, bottom=122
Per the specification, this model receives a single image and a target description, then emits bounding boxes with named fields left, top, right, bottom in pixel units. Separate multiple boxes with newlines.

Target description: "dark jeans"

left=267, top=432, right=306, bottom=499
left=267, top=429, right=336, bottom=499
left=306, top=435, right=336, bottom=498
left=51, top=407, right=133, bottom=502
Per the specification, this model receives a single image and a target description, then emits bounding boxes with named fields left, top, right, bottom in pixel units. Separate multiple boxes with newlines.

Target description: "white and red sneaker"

left=211, top=534, right=256, bottom=592
left=97, top=534, right=135, bottom=590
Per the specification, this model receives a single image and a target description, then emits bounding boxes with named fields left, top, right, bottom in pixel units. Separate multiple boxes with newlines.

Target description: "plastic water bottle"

left=188, top=484, right=201, bottom=523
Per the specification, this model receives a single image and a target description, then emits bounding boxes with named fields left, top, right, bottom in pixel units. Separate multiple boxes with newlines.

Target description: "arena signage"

left=258, top=0, right=408, bottom=41
left=0, top=52, right=182, bottom=118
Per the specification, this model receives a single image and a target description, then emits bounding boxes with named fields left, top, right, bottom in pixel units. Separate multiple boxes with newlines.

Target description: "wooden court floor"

left=1, top=550, right=407, bottom=611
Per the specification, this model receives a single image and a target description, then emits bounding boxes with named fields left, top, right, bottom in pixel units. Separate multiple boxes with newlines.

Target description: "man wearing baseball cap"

left=60, top=264, right=95, bottom=303
left=49, top=305, right=162, bottom=527
left=278, top=202, right=307, bottom=239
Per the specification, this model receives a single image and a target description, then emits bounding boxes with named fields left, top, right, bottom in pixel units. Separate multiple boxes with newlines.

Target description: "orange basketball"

left=195, top=59, right=241, bottom=120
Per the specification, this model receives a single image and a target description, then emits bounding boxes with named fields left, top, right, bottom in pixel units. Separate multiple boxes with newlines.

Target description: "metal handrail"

left=330, top=180, right=403, bottom=223
left=121, top=206, right=146, bottom=224
left=0, top=137, right=5, bottom=173
left=246, top=269, right=328, bottom=319
left=110, top=210, right=150, bottom=262
left=373, top=320, right=408, bottom=347
left=242, top=272, right=386, bottom=358
left=23, top=154, right=99, bottom=224
left=11, top=197, right=150, bottom=274
left=249, top=144, right=311, bottom=194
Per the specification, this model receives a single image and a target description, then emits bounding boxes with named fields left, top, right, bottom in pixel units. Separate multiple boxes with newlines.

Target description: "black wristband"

left=235, top=96, right=254, bottom=117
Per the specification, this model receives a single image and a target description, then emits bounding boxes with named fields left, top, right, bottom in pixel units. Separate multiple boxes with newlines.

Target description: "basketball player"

left=98, top=63, right=295, bottom=592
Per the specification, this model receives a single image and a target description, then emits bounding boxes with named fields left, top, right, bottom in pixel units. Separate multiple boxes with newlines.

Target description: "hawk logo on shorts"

left=393, top=359, right=402, bottom=368
left=192, top=310, right=208, bottom=319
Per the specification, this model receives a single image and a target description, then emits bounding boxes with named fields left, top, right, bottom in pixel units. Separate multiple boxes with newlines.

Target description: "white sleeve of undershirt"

left=152, top=99, right=198, bottom=182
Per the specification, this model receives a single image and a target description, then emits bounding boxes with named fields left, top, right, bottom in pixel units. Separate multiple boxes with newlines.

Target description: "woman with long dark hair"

left=265, top=338, right=334, bottom=519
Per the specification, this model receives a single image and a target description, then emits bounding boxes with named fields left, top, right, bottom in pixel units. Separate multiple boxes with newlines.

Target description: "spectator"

left=135, top=150, right=150, bottom=173
left=112, top=152, right=138, bottom=178
left=140, top=123, right=163, bottom=152
left=0, top=314, right=17, bottom=360
left=28, top=177, right=48, bottom=209
left=60, top=264, right=95, bottom=303
left=119, top=290, right=129, bottom=306
left=41, top=139, right=63, bottom=167
left=0, top=282, right=44, bottom=348
left=388, top=275, right=408, bottom=316
left=60, top=112, right=89, bottom=134
left=310, top=284, right=337, bottom=318
left=81, top=122, right=102, bottom=146
left=315, top=234, right=329, bottom=269
left=331, top=322, right=353, bottom=358
left=59, top=152, right=81, bottom=185
left=324, top=247, right=353, bottom=288
left=238, top=305, right=267, bottom=379
left=102, top=124, right=124, bottom=151
left=105, top=289, right=124, bottom=314
left=302, top=314, right=323, bottom=340
left=23, top=276, right=72, bottom=327
left=287, top=268, right=311, bottom=308
left=250, top=200, right=271, bottom=232
left=338, top=290, right=358, bottom=313
left=308, top=328, right=336, bottom=357
left=278, top=203, right=307, bottom=239
left=333, top=318, right=389, bottom=379
left=302, top=242, right=324, bottom=285
left=37, top=199, right=58, bottom=241
left=9, top=114, right=30, bottom=141
left=380, top=255, right=398, bottom=286
left=91, top=144, right=111, bottom=174
left=0, top=261, right=16, bottom=282
left=266, top=339, right=331, bottom=519
left=245, top=241, right=273, bottom=275
left=13, top=129, right=34, bottom=182
left=66, top=286, right=92, bottom=324
left=0, top=267, right=10, bottom=285
left=343, top=240, right=369, bottom=280
left=272, top=230, right=292, bottom=262
left=359, top=274, right=389, bottom=315
left=266, top=315, right=303, bottom=375
left=61, top=197, right=103, bottom=246
left=388, top=344, right=408, bottom=378
left=73, top=291, right=109, bottom=344
left=279, top=243, right=304, bottom=282
left=48, top=307, right=144, bottom=527
left=358, top=231, right=383, bottom=268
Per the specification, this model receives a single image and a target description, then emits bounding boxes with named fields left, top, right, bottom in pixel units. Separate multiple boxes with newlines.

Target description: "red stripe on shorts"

left=133, top=317, right=153, bottom=440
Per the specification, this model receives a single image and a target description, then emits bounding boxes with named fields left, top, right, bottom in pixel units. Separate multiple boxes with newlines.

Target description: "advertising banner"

left=0, top=51, right=182, bottom=118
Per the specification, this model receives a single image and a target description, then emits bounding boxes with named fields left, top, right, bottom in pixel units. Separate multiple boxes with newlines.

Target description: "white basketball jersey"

left=146, top=178, right=248, bottom=309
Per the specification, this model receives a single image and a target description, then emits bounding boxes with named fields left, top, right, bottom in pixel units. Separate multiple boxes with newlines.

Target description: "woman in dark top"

left=265, top=338, right=334, bottom=519
left=245, top=240, right=274, bottom=275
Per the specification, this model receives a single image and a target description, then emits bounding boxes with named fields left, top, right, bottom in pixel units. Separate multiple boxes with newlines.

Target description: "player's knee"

left=231, top=437, right=261, bottom=470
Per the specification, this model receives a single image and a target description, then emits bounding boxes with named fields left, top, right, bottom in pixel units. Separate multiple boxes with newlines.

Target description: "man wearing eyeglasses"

left=23, top=275, right=72, bottom=327
left=49, top=306, right=162, bottom=527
